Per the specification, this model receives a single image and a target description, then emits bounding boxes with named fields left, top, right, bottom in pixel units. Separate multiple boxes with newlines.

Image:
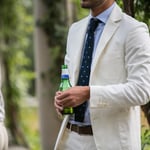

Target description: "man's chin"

left=81, top=2, right=91, bottom=8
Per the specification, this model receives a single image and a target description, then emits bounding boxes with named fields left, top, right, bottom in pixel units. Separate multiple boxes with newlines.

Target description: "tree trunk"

left=65, top=0, right=77, bottom=26
left=123, top=0, right=134, bottom=17
left=34, top=0, right=61, bottom=149
left=141, top=103, right=150, bottom=125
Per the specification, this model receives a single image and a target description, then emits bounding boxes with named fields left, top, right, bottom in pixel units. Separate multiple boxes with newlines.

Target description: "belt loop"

left=69, top=123, right=72, bottom=132
left=77, top=125, right=80, bottom=134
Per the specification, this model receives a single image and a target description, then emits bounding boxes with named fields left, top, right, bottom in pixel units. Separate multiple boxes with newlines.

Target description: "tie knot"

left=88, top=18, right=100, bottom=33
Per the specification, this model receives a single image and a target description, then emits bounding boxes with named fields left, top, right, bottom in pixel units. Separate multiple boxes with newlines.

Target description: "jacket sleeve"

left=90, top=23, right=150, bottom=109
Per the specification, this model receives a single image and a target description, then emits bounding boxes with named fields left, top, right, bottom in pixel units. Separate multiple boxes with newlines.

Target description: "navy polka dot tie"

left=74, top=18, right=100, bottom=122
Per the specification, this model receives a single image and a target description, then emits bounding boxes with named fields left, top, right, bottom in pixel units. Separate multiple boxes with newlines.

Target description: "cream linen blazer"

left=61, top=3, right=150, bottom=150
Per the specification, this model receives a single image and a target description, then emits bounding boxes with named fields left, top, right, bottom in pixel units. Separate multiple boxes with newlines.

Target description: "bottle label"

left=61, top=74, right=69, bottom=79
left=61, top=68, right=69, bottom=76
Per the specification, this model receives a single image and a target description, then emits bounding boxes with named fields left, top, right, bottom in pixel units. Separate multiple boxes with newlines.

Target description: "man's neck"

left=91, top=0, right=115, bottom=17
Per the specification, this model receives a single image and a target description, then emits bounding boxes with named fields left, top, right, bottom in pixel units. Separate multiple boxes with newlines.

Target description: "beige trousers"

left=0, top=122, right=8, bottom=150
left=57, top=128, right=97, bottom=150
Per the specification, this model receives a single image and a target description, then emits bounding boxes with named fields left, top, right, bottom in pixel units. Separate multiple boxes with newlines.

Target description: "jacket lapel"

left=71, top=17, right=89, bottom=85
left=91, top=4, right=122, bottom=77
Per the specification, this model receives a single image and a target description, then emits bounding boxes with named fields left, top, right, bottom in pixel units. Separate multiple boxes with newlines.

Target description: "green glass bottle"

left=59, top=65, right=74, bottom=114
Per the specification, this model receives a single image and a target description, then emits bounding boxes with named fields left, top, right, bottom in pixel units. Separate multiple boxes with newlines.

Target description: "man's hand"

left=54, top=86, right=90, bottom=114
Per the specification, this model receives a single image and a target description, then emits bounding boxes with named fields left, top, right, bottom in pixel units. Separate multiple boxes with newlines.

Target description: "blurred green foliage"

left=141, top=126, right=150, bottom=150
left=135, top=0, right=150, bottom=26
left=20, top=107, right=41, bottom=150
left=0, top=0, right=34, bottom=146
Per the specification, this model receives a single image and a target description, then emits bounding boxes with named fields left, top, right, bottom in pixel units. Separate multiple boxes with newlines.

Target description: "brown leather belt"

left=66, top=122, right=93, bottom=135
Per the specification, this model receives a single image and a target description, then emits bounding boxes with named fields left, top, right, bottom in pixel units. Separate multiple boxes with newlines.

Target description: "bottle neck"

left=61, top=67, right=70, bottom=79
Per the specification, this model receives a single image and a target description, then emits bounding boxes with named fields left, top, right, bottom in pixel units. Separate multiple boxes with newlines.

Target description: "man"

left=54, top=0, right=150, bottom=149
left=0, top=73, right=8, bottom=149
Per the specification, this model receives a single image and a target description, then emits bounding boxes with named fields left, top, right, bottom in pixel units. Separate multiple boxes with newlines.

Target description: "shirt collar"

left=89, top=2, right=115, bottom=24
